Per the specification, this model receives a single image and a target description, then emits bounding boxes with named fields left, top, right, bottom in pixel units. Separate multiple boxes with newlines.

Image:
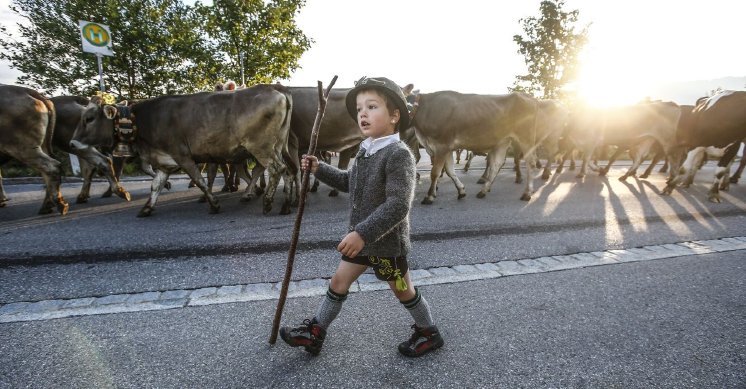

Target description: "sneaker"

left=398, top=324, right=444, bottom=357
left=279, top=318, right=326, bottom=355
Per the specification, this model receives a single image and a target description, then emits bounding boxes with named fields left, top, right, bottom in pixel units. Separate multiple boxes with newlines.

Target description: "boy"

left=280, top=76, right=444, bottom=357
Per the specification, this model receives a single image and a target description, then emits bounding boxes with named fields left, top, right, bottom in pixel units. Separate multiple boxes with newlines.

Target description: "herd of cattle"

left=0, top=82, right=745, bottom=218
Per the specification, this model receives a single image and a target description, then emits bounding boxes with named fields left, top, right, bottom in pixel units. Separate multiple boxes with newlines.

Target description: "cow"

left=286, top=86, right=367, bottom=197
left=0, top=85, right=68, bottom=215
left=563, top=101, right=684, bottom=182
left=411, top=91, right=543, bottom=203
left=70, top=84, right=295, bottom=216
left=663, top=90, right=746, bottom=202
left=49, top=96, right=132, bottom=203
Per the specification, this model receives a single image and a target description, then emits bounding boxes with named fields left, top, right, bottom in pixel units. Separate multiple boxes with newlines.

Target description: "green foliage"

left=194, top=0, right=312, bottom=86
left=0, top=0, right=311, bottom=99
left=511, top=0, right=588, bottom=100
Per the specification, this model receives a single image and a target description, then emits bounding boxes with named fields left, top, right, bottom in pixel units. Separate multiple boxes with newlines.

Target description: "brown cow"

left=50, top=96, right=131, bottom=203
left=411, top=91, right=541, bottom=203
left=563, top=101, right=683, bottom=182
left=0, top=85, right=68, bottom=214
left=663, top=91, right=746, bottom=202
left=70, top=84, right=294, bottom=215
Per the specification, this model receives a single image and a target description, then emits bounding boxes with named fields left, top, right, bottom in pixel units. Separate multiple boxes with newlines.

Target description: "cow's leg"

left=716, top=143, right=739, bottom=193
left=477, top=141, right=510, bottom=199
left=620, top=139, right=655, bottom=182
left=138, top=169, right=170, bottom=217
left=0, top=168, right=7, bottom=207
left=422, top=149, right=449, bottom=204
left=441, top=151, right=466, bottom=200
left=520, top=147, right=540, bottom=201
left=641, top=151, right=663, bottom=179
left=464, top=151, right=475, bottom=173
left=514, top=151, right=523, bottom=184
left=201, top=163, right=219, bottom=203
left=262, top=159, right=288, bottom=215
left=682, top=148, right=707, bottom=188
left=101, top=156, right=130, bottom=202
left=599, top=147, right=623, bottom=176
left=730, top=149, right=746, bottom=184
left=662, top=147, right=703, bottom=195
left=76, top=158, right=95, bottom=203
left=179, top=160, right=220, bottom=214
left=241, top=164, right=265, bottom=202
left=576, top=148, right=593, bottom=179
left=20, top=147, right=68, bottom=215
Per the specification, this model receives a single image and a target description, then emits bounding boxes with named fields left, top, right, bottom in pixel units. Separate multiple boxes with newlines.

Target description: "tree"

left=194, top=0, right=312, bottom=86
left=0, top=0, right=312, bottom=99
left=0, top=0, right=217, bottom=98
left=511, top=0, right=588, bottom=100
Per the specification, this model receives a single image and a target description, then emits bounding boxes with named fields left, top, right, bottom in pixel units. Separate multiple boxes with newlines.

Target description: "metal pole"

left=240, top=52, right=245, bottom=86
left=96, top=53, right=105, bottom=92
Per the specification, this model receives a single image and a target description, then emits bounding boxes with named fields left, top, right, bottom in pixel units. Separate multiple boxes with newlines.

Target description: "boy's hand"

left=338, top=231, right=365, bottom=258
left=301, top=154, right=319, bottom=173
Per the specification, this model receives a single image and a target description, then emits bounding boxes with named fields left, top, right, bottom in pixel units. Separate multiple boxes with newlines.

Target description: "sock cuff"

left=400, top=287, right=421, bottom=310
left=326, top=287, right=348, bottom=302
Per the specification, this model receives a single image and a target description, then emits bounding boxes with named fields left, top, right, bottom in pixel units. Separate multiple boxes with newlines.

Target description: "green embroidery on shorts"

left=369, top=256, right=408, bottom=291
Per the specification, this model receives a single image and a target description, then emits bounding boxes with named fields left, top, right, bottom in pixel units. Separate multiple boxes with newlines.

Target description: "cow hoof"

left=599, top=170, right=608, bottom=177
left=661, top=186, right=673, bottom=196
left=730, top=177, right=740, bottom=184
left=101, top=188, right=113, bottom=198
left=280, top=202, right=292, bottom=215
left=76, top=195, right=89, bottom=204
left=618, top=176, right=628, bottom=182
left=0, top=201, right=6, bottom=208
left=640, top=173, right=650, bottom=179
left=263, top=202, right=273, bottom=215
left=188, top=181, right=196, bottom=188
left=476, top=178, right=486, bottom=184
left=309, top=185, right=318, bottom=193
left=221, top=185, right=230, bottom=192
left=57, top=201, right=69, bottom=216
left=708, top=194, right=721, bottom=203
left=117, top=189, right=131, bottom=202
left=457, top=192, right=466, bottom=200
left=164, top=182, right=172, bottom=191
left=575, top=174, right=585, bottom=179
left=329, top=190, right=339, bottom=197
left=476, top=192, right=486, bottom=199
left=520, top=193, right=531, bottom=201
left=515, top=178, right=523, bottom=184
left=230, top=185, right=239, bottom=193
left=542, top=173, right=551, bottom=180
left=255, top=187, right=264, bottom=196
left=240, top=194, right=254, bottom=203
left=209, top=204, right=221, bottom=214
left=137, top=207, right=153, bottom=217
left=421, top=197, right=433, bottom=205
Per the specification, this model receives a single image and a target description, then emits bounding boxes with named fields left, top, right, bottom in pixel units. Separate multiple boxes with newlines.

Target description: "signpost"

left=79, top=20, right=114, bottom=92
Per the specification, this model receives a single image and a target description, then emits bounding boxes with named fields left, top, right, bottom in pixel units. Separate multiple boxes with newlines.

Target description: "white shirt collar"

left=360, top=133, right=400, bottom=157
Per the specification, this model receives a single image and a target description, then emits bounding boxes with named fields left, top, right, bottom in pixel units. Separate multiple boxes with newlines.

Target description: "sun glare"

left=572, top=49, right=653, bottom=108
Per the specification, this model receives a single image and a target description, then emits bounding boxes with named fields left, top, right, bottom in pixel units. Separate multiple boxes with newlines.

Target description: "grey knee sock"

left=401, top=288, right=434, bottom=328
left=314, top=287, right=347, bottom=329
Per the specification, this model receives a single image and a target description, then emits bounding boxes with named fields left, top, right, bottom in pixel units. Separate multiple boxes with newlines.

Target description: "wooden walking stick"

left=269, top=75, right=338, bottom=344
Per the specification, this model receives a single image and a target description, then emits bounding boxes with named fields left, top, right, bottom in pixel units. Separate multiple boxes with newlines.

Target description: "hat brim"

left=345, top=85, right=411, bottom=131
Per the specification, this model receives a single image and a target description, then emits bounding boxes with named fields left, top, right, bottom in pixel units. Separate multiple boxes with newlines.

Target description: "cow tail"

left=42, top=97, right=56, bottom=155
left=278, top=87, right=297, bottom=175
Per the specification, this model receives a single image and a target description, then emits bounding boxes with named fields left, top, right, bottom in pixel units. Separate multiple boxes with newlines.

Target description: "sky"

left=2, top=0, right=745, bottom=105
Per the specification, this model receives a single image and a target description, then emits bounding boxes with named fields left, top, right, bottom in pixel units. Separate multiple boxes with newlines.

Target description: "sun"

left=571, top=48, right=653, bottom=107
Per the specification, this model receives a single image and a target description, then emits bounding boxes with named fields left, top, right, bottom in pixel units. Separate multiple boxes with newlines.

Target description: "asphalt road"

left=1, top=156, right=745, bottom=388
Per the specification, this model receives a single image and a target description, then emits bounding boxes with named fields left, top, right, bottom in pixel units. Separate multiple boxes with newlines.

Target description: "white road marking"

left=1, top=236, right=745, bottom=323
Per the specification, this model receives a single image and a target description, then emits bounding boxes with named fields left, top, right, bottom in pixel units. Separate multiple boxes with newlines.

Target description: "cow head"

left=69, top=95, right=118, bottom=152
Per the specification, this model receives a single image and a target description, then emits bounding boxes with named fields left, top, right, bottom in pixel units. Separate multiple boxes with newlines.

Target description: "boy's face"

left=355, top=90, right=400, bottom=139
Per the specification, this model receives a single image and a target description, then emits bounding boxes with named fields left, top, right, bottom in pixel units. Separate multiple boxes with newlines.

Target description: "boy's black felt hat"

left=345, top=76, right=411, bottom=130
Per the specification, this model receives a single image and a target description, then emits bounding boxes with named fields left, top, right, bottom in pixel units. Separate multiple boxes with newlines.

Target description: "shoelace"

left=407, top=324, right=425, bottom=344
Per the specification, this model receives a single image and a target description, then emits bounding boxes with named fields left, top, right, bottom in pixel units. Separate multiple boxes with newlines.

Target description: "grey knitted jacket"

left=314, top=141, right=416, bottom=257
